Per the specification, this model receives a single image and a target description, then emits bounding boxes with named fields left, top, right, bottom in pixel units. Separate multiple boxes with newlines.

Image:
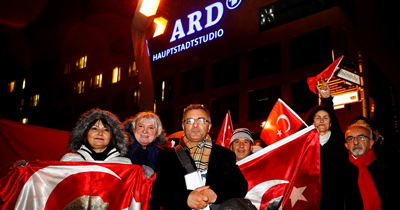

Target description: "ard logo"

left=226, top=0, right=242, bottom=10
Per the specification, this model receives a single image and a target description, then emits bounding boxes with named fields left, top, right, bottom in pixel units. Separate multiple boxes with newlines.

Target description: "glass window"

left=259, top=0, right=353, bottom=32
left=290, top=27, right=331, bottom=69
left=30, top=94, right=40, bottom=107
left=291, top=79, right=319, bottom=114
left=157, top=108, right=174, bottom=135
left=75, top=55, right=87, bottom=70
left=112, top=67, right=121, bottom=83
left=111, top=91, right=127, bottom=113
left=90, top=73, right=102, bottom=89
left=211, top=94, right=239, bottom=126
left=128, top=61, right=137, bottom=77
left=7, top=81, right=15, bottom=93
left=64, top=63, right=71, bottom=74
left=248, top=42, right=281, bottom=79
left=155, top=76, right=174, bottom=102
left=74, top=80, right=85, bottom=94
left=212, top=55, right=239, bottom=88
left=21, top=118, right=28, bottom=124
left=131, top=87, right=140, bottom=109
left=20, top=99, right=24, bottom=110
left=248, top=86, right=281, bottom=121
left=181, top=66, right=205, bottom=96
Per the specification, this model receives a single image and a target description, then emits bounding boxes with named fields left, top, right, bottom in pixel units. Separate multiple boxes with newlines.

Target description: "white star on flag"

left=277, top=130, right=282, bottom=137
left=289, top=186, right=308, bottom=207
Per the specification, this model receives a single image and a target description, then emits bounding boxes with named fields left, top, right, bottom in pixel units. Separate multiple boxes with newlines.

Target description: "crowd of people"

left=46, top=81, right=400, bottom=209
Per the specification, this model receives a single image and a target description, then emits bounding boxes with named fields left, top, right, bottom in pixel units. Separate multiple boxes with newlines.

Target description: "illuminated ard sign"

left=152, top=0, right=242, bottom=61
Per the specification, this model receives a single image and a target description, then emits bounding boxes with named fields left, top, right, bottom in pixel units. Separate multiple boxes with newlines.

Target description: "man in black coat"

left=151, top=104, right=248, bottom=210
left=343, top=125, right=400, bottom=209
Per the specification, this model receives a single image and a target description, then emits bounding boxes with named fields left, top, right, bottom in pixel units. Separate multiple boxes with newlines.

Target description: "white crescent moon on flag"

left=276, top=115, right=291, bottom=133
left=15, top=165, right=121, bottom=210
left=245, top=179, right=289, bottom=209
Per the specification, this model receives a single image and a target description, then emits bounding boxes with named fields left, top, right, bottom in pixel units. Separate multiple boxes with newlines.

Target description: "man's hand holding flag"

left=307, top=56, right=344, bottom=94
left=238, top=126, right=321, bottom=210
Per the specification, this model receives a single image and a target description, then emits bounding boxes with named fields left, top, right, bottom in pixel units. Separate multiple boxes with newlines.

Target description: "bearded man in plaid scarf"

left=152, top=104, right=248, bottom=210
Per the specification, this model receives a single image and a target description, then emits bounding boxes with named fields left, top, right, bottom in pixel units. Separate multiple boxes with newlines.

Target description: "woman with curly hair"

left=61, top=108, right=131, bottom=164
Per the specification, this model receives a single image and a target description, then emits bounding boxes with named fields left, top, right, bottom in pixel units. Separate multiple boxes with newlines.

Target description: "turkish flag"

left=238, top=126, right=320, bottom=210
left=0, top=161, right=156, bottom=210
left=260, top=99, right=307, bottom=146
left=216, top=111, right=233, bottom=149
left=307, top=56, right=344, bottom=94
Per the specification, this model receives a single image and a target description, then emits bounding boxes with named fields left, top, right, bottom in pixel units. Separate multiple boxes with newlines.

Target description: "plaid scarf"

left=180, top=135, right=213, bottom=172
left=349, top=149, right=381, bottom=210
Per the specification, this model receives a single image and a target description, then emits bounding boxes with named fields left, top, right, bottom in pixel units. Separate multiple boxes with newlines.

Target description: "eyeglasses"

left=346, top=135, right=369, bottom=142
left=183, top=117, right=210, bottom=124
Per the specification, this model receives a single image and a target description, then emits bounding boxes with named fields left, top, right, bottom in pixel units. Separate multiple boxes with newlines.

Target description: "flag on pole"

left=216, top=111, right=233, bottom=149
left=260, top=99, right=307, bottom=146
left=307, top=56, right=344, bottom=94
left=0, top=161, right=156, bottom=210
left=237, top=126, right=320, bottom=210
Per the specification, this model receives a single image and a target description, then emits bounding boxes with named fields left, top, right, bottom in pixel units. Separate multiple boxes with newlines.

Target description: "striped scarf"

left=180, top=135, right=213, bottom=172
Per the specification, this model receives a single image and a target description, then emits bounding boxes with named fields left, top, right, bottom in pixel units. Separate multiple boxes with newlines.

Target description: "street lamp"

left=131, top=0, right=161, bottom=111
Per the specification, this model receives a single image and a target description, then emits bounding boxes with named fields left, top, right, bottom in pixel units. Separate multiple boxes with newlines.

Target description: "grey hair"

left=131, top=111, right=163, bottom=137
left=347, top=124, right=373, bottom=139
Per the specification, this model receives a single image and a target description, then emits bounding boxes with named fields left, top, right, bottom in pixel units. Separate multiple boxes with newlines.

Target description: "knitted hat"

left=230, top=128, right=253, bottom=145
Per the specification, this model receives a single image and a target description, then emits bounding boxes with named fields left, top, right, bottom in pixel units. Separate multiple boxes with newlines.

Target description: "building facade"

left=1, top=0, right=399, bottom=146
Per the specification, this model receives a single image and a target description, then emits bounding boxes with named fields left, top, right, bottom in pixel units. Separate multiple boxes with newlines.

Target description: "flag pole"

left=221, top=111, right=229, bottom=146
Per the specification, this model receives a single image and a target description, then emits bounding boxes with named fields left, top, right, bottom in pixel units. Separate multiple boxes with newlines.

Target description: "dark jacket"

left=126, top=136, right=160, bottom=171
left=320, top=131, right=347, bottom=210
left=320, top=97, right=348, bottom=210
left=151, top=144, right=248, bottom=210
left=68, top=108, right=128, bottom=156
left=343, top=153, right=400, bottom=209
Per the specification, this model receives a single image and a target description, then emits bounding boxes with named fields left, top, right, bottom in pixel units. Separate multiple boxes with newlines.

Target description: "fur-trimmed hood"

left=123, top=117, right=167, bottom=145
left=68, top=108, right=128, bottom=156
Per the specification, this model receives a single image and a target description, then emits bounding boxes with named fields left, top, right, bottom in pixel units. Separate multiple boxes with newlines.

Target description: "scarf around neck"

left=180, top=135, right=212, bottom=172
left=349, top=149, right=381, bottom=210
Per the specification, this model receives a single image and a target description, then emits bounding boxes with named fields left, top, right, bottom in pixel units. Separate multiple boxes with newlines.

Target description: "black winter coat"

left=151, top=144, right=248, bottom=210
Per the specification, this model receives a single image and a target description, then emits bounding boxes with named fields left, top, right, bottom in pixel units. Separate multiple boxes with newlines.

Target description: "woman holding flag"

left=306, top=81, right=347, bottom=210
left=60, top=108, right=131, bottom=164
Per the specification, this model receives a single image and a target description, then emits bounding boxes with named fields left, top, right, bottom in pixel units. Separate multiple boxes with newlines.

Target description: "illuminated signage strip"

left=151, top=0, right=242, bottom=61
left=333, top=91, right=359, bottom=106
left=152, top=29, right=224, bottom=61
left=336, top=68, right=360, bottom=85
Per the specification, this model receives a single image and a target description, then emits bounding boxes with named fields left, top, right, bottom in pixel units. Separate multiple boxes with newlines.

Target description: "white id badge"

left=184, top=171, right=203, bottom=190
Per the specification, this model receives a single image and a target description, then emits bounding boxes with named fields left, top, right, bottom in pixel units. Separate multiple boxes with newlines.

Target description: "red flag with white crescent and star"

left=307, top=56, right=344, bottom=94
left=260, top=99, right=307, bottom=146
left=216, top=110, right=233, bottom=149
left=237, top=126, right=321, bottom=210
left=0, top=161, right=156, bottom=210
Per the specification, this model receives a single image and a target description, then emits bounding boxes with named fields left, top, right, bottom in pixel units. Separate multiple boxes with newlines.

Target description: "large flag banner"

left=0, top=119, right=70, bottom=178
left=238, top=126, right=320, bottom=210
left=216, top=111, right=233, bottom=149
left=260, top=99, right=307, bottom=146
left=307, top=56, right=344, bottom=94
left=0, top=161, right=156, bottom=210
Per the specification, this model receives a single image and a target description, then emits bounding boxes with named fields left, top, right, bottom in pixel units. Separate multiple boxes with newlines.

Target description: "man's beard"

left=352, top=145, right=364, bottom=156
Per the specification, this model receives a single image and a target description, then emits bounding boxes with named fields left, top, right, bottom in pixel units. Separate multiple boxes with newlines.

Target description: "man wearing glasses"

left=343, top=124, right=399, bottom=209
left=152, top=104, right=248, bottom=210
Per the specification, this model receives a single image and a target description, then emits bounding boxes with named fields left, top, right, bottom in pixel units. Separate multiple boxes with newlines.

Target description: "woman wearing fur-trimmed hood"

left=61, top=108, right=131, bottom=164
left=124, top=111, right=165, bottom=170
